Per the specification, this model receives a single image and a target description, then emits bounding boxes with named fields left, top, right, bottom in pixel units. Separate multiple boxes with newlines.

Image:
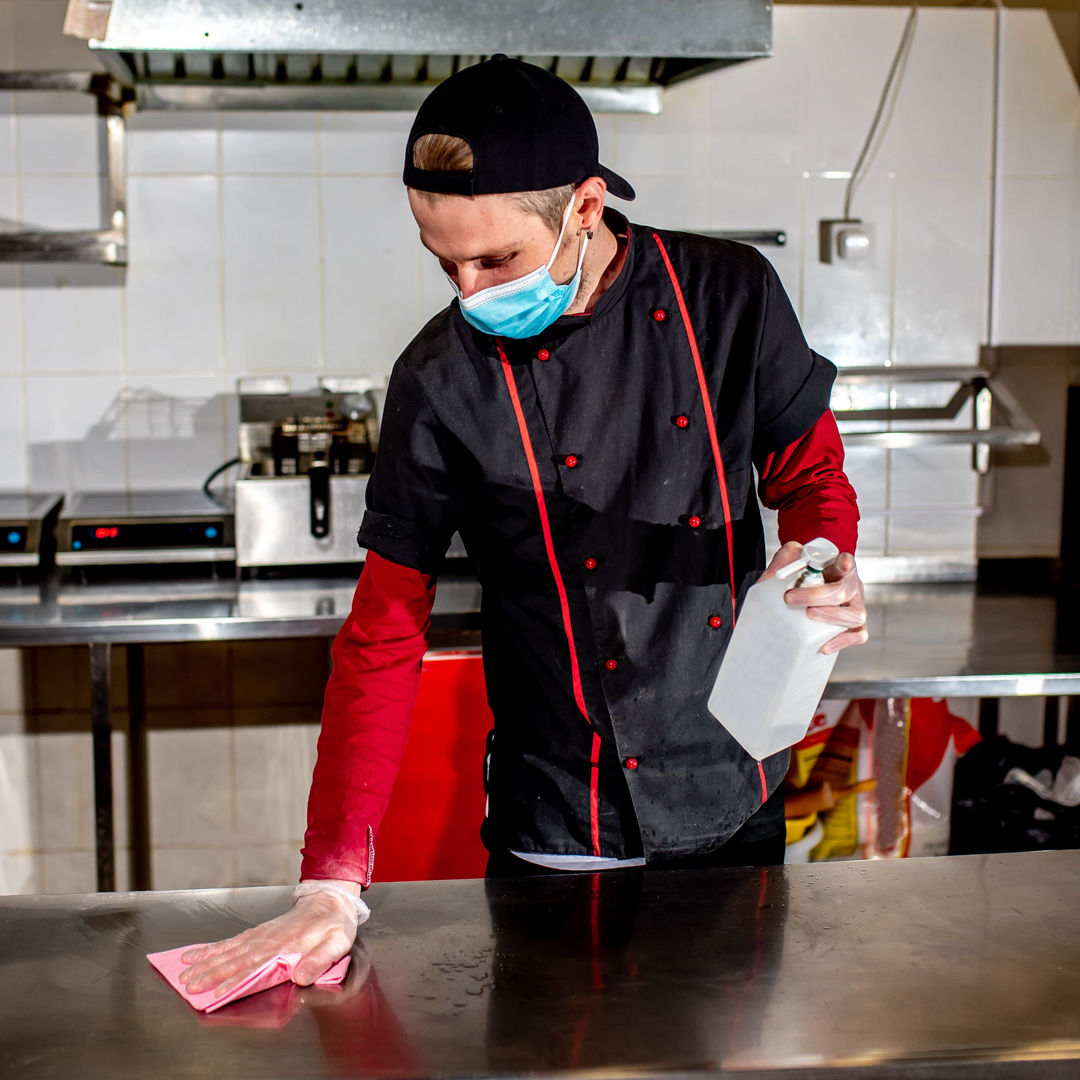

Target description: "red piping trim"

left=498, top=342, right=602, bottom=858
left=652, top=234, right=771, bottom=787
left=651, top=232, right=736, bottom=630
left=589, top=731, right=601, bottom=857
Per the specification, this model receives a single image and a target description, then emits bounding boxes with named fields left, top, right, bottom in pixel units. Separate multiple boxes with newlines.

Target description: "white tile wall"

left=0, top=4, right=1073, bottom=515
left=1, top=3, right=1080, bottom=893
left=321, top=175, right=427, bottom=372
left=894, top=9, right=995, bottom=179
left=19, top=175, right=102, bottom=231
left=801, top=175, right=895, bottom=366
left=26, top=373, right=126, bottom=491
left=22, top=265, right=125, bottom=372
left=707, top=15, right=804, bottom=179
left=222, top=112, right=320, bottom=176
left=0, top=377, right=25, bottom=488
left=997, top=10, right=1080, bottom=344
left=803, top=6, right=909, bottom=178
left=0, top=712, right=132, bottom=896
left=1002, top=11, right=1080, bottom=180
left=222, top=175, right=322, bottom=371
left=125, top=175, right=223, bottom=373
left=14, top=91, right=99, bottom=177
left=321, top=111, right=413, bottom=175
left=997, top=177, right=1076, bottom=345
left=615, top=78, right=711, bottom=180
left=893, top=178, right=990, bottom=366
left=148, top=726, right=316, bottom=891
left=126, top=112, right=219, bottom=176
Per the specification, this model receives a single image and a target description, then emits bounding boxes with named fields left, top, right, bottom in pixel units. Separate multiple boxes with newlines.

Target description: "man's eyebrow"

left=419, top=235, right=518, bottom=262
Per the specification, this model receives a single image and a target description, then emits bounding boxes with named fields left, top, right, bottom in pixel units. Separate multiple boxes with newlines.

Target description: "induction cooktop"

left=56, top=491, right=235, bottom=566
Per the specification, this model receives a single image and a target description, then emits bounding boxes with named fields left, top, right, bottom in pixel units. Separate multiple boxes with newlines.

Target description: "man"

left=182, top=55, right=865, bottom=996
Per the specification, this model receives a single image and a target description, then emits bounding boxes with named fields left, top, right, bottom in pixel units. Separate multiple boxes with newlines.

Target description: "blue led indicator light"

left=205, top=526, right=218, bottom=539
left=6, top=531, right=19, bottom=545
left=72, top=540, right=82, bottom=550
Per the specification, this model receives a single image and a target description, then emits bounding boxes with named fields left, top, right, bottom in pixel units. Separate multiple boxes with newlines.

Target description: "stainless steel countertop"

left=1, top=851, right=1077, bottom=1079
left=1, top=576, right=1079, bottom=698
left=0, top=572, right=482, bottom=645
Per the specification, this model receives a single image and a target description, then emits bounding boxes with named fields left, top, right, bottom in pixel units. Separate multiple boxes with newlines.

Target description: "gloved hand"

left=179, top=880, right=366, bottom=996
left=762, top=541, right=868, bottom=655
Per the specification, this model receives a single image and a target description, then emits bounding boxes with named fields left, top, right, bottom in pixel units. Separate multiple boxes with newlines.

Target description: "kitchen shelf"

left=831, top=365, right=1039, bottom=461
left=0, top=72, right=131, bottom=266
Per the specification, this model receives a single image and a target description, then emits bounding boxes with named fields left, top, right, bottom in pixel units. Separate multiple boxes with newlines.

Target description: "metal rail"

left=831, top=365, right=1040, bottom=461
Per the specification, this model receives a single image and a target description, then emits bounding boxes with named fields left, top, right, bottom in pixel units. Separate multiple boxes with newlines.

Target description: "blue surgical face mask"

left=447, top=199, right=589, bottom=340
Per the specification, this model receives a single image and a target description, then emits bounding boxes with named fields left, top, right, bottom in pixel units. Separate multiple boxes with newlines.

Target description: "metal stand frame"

left=88, top=643, right=114, bottom=891
left=87, top=642, right=153, bottom=892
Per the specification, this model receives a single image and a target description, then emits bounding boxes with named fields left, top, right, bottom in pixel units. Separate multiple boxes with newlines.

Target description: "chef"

left=181, top=55, right=866, bottom=996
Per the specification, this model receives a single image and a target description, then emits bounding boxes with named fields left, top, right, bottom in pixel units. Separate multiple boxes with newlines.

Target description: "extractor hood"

left=67, top=0, right=772, bottom=114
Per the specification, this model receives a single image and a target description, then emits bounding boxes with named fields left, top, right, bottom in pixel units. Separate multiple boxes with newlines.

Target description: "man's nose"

left=456, top=265, right=482, bottom=299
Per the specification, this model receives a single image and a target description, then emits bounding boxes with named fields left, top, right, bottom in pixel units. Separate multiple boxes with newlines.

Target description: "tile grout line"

left=13, top=88, right=29, bottom=494
left=216, top=112, right=229, bottom=451
left=118, top=111, right=130, bottom=492
left=316, top=112, right=327, bottom=375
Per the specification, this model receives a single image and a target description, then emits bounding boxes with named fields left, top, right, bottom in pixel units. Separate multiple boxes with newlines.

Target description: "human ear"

left=575, top=177, right=608, bottom=233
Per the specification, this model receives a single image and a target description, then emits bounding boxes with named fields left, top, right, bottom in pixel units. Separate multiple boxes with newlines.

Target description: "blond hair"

left=411, top=133, right=578, bottom=236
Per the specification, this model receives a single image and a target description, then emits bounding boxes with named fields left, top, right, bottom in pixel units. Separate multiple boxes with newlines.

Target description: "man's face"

left=409, top=191, right=573, bottom=300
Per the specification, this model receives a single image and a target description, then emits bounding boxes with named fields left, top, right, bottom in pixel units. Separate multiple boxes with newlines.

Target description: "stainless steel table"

left=1, top=576, right=1078, bottom=892
left=1, top=851, right=1078, bottom=1079
left=0, top=572, right=482, bottom=893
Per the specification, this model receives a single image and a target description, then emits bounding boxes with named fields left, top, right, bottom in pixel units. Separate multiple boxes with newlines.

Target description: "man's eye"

left=479, top=255, right=513, bottom=270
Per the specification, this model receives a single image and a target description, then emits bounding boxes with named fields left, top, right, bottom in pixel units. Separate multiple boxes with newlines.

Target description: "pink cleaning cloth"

left=147, top=945, right=351, bottom=1014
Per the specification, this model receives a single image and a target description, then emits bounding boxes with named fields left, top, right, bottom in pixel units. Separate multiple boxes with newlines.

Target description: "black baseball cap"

left=403, top=54, right=635, bottom=201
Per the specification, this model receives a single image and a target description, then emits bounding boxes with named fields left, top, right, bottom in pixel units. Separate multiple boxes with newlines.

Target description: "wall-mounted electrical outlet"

left=819, top=219, right=874, bottom=265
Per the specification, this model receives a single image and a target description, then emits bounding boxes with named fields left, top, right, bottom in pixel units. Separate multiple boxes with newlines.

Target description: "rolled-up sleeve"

left=357, top=363, right=469, bottom=574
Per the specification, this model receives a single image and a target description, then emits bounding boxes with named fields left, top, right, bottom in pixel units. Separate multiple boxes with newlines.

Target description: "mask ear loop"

left=446, top=194, right=589, bottom=299
left=544, top=196, right=579, bottom=272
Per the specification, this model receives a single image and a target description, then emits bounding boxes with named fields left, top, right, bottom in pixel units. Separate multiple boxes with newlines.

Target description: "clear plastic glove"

left=762, top=541, right=869, bottom=655
left=179, top=882, right=364, bottom=997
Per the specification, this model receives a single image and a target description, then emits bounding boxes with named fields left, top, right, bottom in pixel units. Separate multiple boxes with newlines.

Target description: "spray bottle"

left=707, top=538, right=845, bottom=762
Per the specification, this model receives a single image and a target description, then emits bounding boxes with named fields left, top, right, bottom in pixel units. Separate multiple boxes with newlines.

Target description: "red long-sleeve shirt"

left=300, top=410, right=859, bottom=885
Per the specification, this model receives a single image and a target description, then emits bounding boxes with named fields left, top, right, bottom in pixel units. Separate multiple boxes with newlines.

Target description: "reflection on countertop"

left=1, top=850, right=1077, bottom=1080
left=0, top=570, right=481, bottom=644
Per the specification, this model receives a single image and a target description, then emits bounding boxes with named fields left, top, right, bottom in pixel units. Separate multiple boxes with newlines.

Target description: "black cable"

left=844, top=5, right=919, bottom=221
left=202, top=457, right=241, bottom=500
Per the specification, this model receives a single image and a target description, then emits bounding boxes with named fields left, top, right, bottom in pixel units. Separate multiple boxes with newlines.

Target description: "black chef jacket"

left=356, top=209, right=836, bottom=862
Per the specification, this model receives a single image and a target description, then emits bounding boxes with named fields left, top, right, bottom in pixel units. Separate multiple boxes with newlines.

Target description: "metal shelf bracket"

left=0, top=72, right=132, bottom=266
left=832, top=365, right=1040, bottom=472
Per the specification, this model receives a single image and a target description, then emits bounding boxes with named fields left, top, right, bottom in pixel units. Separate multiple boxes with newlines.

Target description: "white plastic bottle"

left=707, top=538, right=845, bottom=761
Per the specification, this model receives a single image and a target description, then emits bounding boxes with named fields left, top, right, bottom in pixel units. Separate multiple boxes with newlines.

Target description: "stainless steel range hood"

left=70, top=0, right=772, bottom=114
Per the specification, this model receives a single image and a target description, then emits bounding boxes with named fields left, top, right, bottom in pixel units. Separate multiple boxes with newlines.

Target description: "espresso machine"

left=233, top=376, right=380, bottom=570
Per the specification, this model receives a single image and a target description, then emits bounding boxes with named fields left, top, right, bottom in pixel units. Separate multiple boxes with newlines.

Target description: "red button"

left=675, top=415, right=689, bottom=428
left=688, top=515, right=702, bottom=528
left=538, top=349, right=550, bottom=361
left=652, top=308, right=667, bottom=322
left=605, top=658, right=618, bottom=671
left=564, top=455, right=578, bottom=468
left=624, top=757, right=639, bottom=770
left=584, top=557, right=598, bottom=570
left=709, top=614, right=723, bottom=629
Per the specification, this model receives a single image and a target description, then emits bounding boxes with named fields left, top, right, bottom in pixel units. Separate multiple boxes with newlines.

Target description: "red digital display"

left=94, top=526, right=120, bottom=540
